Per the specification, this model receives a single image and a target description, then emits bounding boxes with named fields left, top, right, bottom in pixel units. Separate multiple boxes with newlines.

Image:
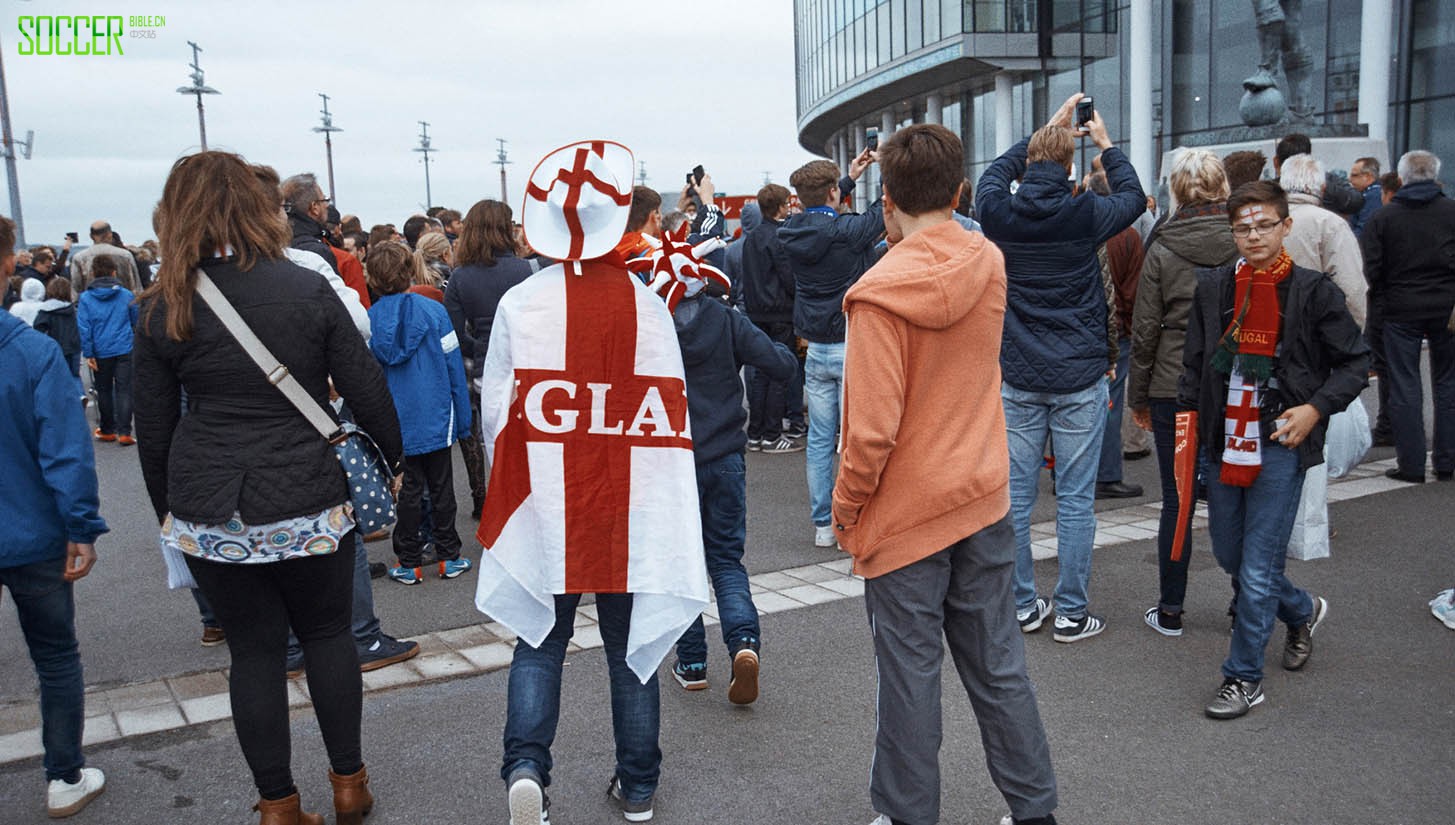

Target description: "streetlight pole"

left=0, top=33, right=30, bottom=245
left=494, top=138, right=511, bottom=203
left=312, top=93, right=342, bottom=202
left=413, top=121, right=435, bottom=209
left=176, top=41, right=219, bottom=150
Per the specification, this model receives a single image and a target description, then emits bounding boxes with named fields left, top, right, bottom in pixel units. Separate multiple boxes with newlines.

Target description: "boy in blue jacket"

left=366, top=242, right=473, bottom=584
left=649, top=241, right=798, bottom=705
left=0, top=216, right=110, bottom=817
left=76, top=255, right=138, bottom=445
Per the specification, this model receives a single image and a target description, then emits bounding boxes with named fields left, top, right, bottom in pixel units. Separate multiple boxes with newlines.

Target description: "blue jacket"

left=77, top=277, right=137, bottom=359
left=976, top=140, right=1145, bottom=393
left=367, top=292, right=471, bottom=456
left=675, top=295, right=797, bottom=465
left=778, top=177, right=885, bottom=343
left=1351, top=183, right=1382, bottom=237
left=0, top=312, right=108, bottom=568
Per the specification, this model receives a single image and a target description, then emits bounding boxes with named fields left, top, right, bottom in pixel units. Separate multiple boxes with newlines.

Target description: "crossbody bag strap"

left=193, top=269, right=346, bottom=444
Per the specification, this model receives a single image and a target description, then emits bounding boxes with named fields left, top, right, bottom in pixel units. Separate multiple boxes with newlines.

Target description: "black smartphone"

left=66, top=231, right=79, bottom=242
left=866, top=129, right=879, bottom=151
left=685, top=172, right=694, bottom=186
left=692, top=165, right=705, bottom=186
left=1076, top=97, right=1095, bottom=127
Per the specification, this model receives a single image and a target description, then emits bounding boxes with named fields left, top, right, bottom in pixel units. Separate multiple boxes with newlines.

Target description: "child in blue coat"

left=77, top=255, right=138, bottom=444
left=365, top=242, right=473, bottom=584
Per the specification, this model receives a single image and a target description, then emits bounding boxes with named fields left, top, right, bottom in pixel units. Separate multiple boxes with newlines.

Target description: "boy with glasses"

left=1177, top=180, right=1368, bottom=719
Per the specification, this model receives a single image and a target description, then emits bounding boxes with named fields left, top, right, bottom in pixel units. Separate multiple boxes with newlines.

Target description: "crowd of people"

left=1, top=90, right=1453, bottom=825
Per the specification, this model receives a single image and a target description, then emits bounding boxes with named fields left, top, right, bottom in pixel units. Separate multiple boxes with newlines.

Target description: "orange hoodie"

left=832, top=220, right=1011, bottom=579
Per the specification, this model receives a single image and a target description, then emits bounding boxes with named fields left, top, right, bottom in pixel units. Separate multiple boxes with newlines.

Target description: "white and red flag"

left=474, top=140, right=708, bottom=683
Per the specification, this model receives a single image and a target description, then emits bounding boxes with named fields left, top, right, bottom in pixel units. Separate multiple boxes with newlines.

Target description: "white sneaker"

left=814, top=524, right=836, bottom=547
left=507, top=769, right=550, bottom=824
left=47, top=767, right=105, bottom=818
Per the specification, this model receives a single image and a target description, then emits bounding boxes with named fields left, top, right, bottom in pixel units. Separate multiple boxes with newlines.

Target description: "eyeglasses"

left=1231, top=221, right=1284, bottom=238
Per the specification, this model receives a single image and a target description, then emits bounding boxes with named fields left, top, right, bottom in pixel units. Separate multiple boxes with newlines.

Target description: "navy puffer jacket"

left=976, top=140, right=1145, bottom=393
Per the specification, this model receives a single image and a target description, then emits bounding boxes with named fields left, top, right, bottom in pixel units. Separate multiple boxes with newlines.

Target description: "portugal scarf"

left=1214, top=251, right=1292, bottom=487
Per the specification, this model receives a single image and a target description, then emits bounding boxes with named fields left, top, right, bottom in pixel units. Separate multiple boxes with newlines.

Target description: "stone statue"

left=1241, top=0, right=1314, bottom=127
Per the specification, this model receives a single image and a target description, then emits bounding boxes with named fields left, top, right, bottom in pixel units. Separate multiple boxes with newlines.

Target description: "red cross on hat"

left=521, top=140, right=635, bottom=262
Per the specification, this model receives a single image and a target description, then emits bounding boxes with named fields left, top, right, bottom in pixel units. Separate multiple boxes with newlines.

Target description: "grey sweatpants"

left=863, top=515, right=1057, bottom=825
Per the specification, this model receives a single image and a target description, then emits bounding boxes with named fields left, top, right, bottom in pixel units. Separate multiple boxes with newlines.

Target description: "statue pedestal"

left=1156, top=124, right=1388, bottom=199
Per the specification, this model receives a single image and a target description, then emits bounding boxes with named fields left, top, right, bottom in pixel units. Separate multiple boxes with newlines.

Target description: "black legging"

left=186, top=540, right=363, bottom=799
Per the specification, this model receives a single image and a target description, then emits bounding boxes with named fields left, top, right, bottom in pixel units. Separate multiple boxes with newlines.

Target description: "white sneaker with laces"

left=47, top=767, right=105, bottom=818
left=814, top=524, right=836, bottom=547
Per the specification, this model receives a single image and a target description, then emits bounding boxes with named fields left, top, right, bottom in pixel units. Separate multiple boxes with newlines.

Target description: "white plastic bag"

left=1286, top=463, right=1330, bottom=561
left=1325, top=400, right=1372, bottom=479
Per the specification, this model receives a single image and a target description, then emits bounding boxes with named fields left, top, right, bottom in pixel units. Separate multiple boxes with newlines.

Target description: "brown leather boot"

left=328, top=765, right=375, bottom=825
left=253, top=792, right=325, bottom=825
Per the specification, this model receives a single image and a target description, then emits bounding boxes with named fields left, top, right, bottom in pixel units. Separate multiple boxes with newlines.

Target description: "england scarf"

left=473, top=256, right=709, bottom=683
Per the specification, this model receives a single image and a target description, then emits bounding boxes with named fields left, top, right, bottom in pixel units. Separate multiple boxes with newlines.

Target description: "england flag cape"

left=474, top=256, right=709, bottom=683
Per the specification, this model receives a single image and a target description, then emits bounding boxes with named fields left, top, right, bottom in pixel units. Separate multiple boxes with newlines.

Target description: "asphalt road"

left=1, top=474, right=1452, bottom=824
left=0, top=403, right=1168, bottom=701
left=2, top=382, right=1451, bottom=824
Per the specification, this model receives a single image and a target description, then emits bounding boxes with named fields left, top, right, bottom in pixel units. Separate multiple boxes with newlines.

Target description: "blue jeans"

left=1384, top=318, right=1455, bottom=476
left=190, top=587, right=220, bottom=628
left=93, top=353, right=132, bottom=436
left=1206, top=445, right=1314, bottom=683
left=1004, top=379, right=1109, bottom=619
left=676, top=452, right=759, bottom=666
left=502, top=593, right=660, bottom=803
left=0, top=557, right=86, bottom=782
left=805, top=341, right=845, bottom=527
left=1097, top=338, right=1131, bottom=483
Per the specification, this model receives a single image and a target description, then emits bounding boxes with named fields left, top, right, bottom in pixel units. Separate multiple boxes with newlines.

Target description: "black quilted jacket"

left=134, top=256, right=403, bottom=525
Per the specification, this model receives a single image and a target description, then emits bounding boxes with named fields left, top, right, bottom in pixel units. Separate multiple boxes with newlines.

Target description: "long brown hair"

left=142, top=151, right=289, bottom=341
left=453, top=199, right=514, bottom=267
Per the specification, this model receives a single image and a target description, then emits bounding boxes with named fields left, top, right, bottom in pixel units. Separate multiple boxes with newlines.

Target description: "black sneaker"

left=1017, top=597, right=1051, bottom=633
left=358, top=634, right=420, bottom=672
left=1144, top=607, right=1183, bottom=637
left=606, top=775, right=653, bottom=822
left=783, top=423, right=807, bottom=439
left=1052, top=613, right=1105, bottom=643
left=1205, top=677, right=1264, bottom=719
left=728, top=637, right=760, bottom=706
left=761, top=436, right=805, bottom=454
left=671, top=660, right=708, bottom=691
left=1283, top=596, right=1328, bottom=671
left=368, top=561, right=387, bottom=579
left=507, top=767, right=550, bottom=825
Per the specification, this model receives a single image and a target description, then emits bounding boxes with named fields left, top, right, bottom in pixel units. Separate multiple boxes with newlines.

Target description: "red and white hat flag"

left=521, top=140, right=635, bottom=262
left=627, top=221, right=731, bottom=314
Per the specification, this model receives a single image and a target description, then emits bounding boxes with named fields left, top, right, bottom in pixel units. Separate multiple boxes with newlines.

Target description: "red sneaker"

left=93, top=429, right=116, bottom=442
left=117, top=435, right=136, bottom=446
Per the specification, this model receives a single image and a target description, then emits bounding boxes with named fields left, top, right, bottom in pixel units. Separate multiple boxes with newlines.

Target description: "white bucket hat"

left=521, top=139, right=635, bottom=262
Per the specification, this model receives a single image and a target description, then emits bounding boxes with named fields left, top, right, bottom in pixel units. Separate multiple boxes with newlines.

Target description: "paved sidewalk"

left=0, top=456, right=1420, bottom=768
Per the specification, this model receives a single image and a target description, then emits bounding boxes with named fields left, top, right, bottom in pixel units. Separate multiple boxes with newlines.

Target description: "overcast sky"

left=3, top=0, right=822, bottom=245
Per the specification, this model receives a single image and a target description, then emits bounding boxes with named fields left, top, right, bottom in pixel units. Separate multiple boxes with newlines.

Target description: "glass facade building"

left=795, top=1, right=1454, bottom=195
